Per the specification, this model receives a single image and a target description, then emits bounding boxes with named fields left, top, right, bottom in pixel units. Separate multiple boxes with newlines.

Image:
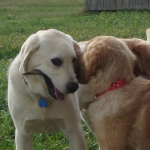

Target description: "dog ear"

left=83, top=46, right=110, bottom=80
left=19, top=34, right=40, bottom=75
left=73, top=41, right=88, bottom=84
left=74, top=37, right=111, bottom=84
left=132, top=41, right=150, bottom=78
left=73, top=41, right=82, bottom=56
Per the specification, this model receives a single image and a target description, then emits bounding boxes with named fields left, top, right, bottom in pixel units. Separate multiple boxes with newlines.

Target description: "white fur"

left=8, top=29, right=87, bottom=150
left=146, top=28, right=150, bottom=42
left=78, top=41, right=88, bottom=52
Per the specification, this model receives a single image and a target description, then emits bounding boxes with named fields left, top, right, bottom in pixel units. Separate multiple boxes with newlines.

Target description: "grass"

left=0, top=0, right=150, bottom=149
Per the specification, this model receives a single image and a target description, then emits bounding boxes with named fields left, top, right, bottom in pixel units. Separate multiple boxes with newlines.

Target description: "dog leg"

left=63, top=124, right=87, bottom=150
left=15, top=129, right=33, bottom=150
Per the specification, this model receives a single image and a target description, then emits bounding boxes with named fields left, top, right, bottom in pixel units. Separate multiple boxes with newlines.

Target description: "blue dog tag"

left=39, top=99, right=47, bottom=107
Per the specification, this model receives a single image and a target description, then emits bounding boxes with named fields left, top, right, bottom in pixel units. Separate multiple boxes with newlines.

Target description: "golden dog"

left=76, top=36, right=150, bottom=150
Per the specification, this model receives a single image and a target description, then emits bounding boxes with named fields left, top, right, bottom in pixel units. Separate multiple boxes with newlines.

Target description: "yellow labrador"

left=8, top=29, right=87, bottom=150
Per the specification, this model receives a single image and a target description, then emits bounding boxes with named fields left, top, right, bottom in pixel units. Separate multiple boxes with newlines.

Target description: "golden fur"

left=77, top=29, right=150, bottom=80
left=121, top=38, right=150, bottom=79
left=77, top=36, right=150, bottom=150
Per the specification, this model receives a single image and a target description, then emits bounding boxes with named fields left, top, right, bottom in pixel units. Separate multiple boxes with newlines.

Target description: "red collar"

left=95, top=79, right=128, bottom=98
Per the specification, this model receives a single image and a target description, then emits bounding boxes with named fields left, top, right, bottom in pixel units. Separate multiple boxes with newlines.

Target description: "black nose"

left=66, top=82, right=79, bottom=93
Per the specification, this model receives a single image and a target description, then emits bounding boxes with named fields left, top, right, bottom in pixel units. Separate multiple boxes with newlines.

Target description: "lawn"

left=0, top=0, right=150, bottom=149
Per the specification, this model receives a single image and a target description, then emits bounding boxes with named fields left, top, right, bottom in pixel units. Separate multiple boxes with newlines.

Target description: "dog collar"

left=39, top=99, right=47, bottom=107
left=23, top=78, right=47, bottom=107
left=95, top=79, right=128, bottom=99
left=23, top=77, right=28, bottom=86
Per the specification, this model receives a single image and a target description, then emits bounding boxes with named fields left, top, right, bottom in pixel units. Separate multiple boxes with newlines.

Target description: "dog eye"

left=72, top=57, right=76, bottom=65
left=51, top=58, right=62, bottom=66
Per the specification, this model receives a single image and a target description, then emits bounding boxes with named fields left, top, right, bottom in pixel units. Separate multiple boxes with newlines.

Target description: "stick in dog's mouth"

left=22, top=69, right=65, bottom=101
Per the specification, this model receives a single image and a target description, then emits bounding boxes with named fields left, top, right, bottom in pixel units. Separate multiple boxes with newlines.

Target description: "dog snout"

left=66, top=82, right=79, bottom=93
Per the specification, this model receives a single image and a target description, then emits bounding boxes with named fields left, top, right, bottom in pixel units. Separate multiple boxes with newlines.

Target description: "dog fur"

left=76, top=36, right=150, bottom=150
left=8, top=29, right=87, bottom=150
left=78, top=29, right=150, bottom=79
left=121, top=38, right=150, bottom=79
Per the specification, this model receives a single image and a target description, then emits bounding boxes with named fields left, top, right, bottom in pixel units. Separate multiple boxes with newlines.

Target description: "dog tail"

left=146, top=28, right=150, bottom=42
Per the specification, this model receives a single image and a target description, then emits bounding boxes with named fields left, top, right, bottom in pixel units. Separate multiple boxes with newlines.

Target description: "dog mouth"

left=42, top=73, right=64, bottom=101
left=22, top=69, right=64, bottom=101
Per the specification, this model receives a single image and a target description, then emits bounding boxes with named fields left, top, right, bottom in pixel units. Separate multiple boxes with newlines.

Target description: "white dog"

left=8, top=29, right=87, bottom=150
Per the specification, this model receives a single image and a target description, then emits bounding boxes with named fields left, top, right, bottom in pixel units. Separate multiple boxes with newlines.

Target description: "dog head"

left=122, top=38, right=150, bottom=79
left=76, top=36, right=136, bottom=89
left=132, top=41, right=150, bottom=79
left=19, top=29, right=81, bottom=100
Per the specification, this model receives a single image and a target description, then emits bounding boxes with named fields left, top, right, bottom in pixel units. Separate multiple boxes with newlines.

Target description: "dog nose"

left=67, top=82, right=79, bottom=93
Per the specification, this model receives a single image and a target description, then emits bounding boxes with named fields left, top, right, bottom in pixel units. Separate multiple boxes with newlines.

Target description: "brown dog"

left=77, top=36, right=150, bottom=150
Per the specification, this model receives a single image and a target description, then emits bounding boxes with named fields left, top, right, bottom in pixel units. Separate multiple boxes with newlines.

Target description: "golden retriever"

left=8, top=29, right=87, bottom=150
left=76, top=36, right=150, bottom=150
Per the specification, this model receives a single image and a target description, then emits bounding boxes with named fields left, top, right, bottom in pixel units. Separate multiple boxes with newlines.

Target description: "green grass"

left=0, top=0, right=150, bottom=149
